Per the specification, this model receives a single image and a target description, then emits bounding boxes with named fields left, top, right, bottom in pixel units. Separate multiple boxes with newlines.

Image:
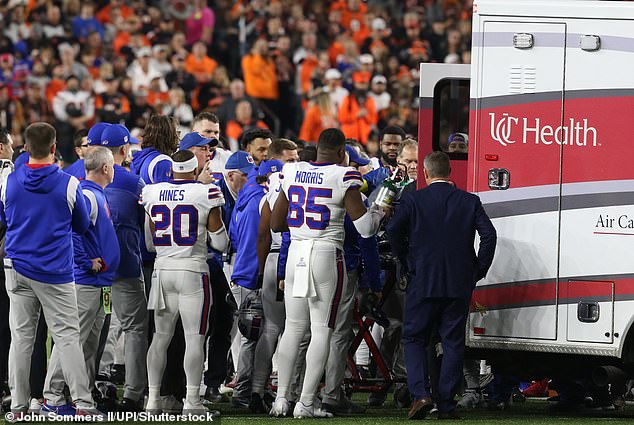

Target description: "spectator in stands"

left=226, top=100, right=268, bottom=149
left=323, top=69, right=348, bottom=111
left=59, top=43, right=90, bottom=81
left=165, top=52, right=198, bottom=98
left=71, top=3, right=104, bottom=42
left=186, top=0, right=215, bottom=46
left=338, top=71, right=377, bottom=145
left=95, top=77, right=131, bottom=124
left=52, top=75, right=95, bottom=163
left=15, top=80, right=53, bottom=135
left=42, top=5, right=65, bottom=39
left=242, top=38, right=279, bottom=124
left=163, top=88, right=194, bottom=135
left=185, top=41, right=218, bottom=85
left=128, top=47, right=166, bottom=93
left=152, top=45, right=173, bottom=77
left=240, top=128, right=272, bottom=166
left=217, top=79, right=260, bottom=128
left=299, top=91, right=338, bottom=144
left=125, top=89, right=155, bottom=132
left=369, top=75, right=391, bottom=114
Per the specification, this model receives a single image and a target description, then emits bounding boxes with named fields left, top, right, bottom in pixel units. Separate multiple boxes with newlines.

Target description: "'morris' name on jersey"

left=280, top=162, right=363, bottom=247
left=295, top=170, right=324, bottom=185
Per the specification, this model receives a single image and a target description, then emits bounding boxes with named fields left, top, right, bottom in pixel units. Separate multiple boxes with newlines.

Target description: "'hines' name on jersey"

left=141, top=181, right=224, bottom=261
left=280, top=162, right=362, bottom=246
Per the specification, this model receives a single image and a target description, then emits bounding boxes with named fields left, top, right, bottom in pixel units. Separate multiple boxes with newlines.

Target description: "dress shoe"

left=408, top=397, right=433, bottom=420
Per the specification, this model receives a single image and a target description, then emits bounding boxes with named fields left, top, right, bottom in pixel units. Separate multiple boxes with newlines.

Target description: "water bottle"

left=374, top=168, right=408, bottom=207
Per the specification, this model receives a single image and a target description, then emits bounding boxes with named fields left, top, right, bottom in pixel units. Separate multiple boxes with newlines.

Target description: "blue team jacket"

left=130, top=147, right=172, bottom=262
left=64, top=159, right=86, bottom=179
left=73, top=180, right=120, bottom=286
left=230, top=176, right=265, bottom=289
left=105, top=165, right=145, bottom=279
left=130, top=147, right=172, bottom=184
left=209, top=177, right=237, bottom=267
left=1, top=164, right=91, bottom=283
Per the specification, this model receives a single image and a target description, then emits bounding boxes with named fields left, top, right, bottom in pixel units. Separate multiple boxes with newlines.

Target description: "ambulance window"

left=432, top=78, right=470, bottom=160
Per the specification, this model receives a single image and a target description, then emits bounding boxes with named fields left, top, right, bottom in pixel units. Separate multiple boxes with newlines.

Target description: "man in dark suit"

left=386, top=151, right=496, bottom=420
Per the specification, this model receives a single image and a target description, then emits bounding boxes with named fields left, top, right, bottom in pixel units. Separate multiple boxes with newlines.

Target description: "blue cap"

left=225, top=151, right=256, bottom=175
left=258, top=159, right=284, bottom=176
left=346, top=145, right=370, bottom=166
left=178, top=132, right=217, bottom=151
left=99, top=124, right=131, bottom=147
left=130, top=136, right=140, bottom=145
left=87, top=123, right=111, bottom=146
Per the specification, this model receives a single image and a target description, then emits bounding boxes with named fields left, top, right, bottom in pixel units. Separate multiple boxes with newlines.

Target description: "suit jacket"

left=386, top=181, right=496, bottom=299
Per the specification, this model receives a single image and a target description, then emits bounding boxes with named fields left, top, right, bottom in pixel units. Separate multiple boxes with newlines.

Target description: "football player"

left=142, top=150, right=228, bottom=414
left=269, top=128, right=384, bottom=418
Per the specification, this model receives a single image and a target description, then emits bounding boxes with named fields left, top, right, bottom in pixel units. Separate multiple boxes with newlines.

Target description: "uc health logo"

left=489, top=112, right=600, bottom=148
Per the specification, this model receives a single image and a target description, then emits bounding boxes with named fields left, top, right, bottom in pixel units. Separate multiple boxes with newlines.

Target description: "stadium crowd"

left=0, top=0, right=474, bottom=162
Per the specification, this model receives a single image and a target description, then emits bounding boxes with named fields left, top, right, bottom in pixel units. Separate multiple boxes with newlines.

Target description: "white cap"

left=371, top=18, right=386, bottom=31
left=371, top=74, right=387, bottom=85
left=359, top=54, right=374, bottom=65
left=324, top=68, right=342, bottom=80
left=136, top=47, right=152, bottom=58
left=152, top=44, right=168, bottom=54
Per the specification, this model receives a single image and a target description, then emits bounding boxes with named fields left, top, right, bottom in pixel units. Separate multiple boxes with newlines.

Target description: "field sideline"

left=4, top=398, right=634, bottom=424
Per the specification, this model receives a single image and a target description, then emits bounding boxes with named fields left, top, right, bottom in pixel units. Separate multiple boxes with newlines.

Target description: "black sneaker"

left=204, top=386, right=227, bottom=404
left=367, top=391, right=386, bottom=407
left=249, top=393, right=269, bottom=414
left=322, top=398, right=366, bottom=415
left=118, top=397, right=143, bottom=412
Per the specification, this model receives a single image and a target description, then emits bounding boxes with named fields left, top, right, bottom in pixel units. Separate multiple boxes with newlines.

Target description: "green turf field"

left=4, top=397, right=634, bottom=424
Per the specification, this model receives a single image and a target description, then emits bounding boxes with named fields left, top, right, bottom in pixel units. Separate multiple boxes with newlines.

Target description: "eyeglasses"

left=80, top=144, right=89, bottom=148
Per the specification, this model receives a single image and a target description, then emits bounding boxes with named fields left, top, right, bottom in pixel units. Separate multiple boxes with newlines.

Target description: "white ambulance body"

left=419, top=0, right=634, bottom=372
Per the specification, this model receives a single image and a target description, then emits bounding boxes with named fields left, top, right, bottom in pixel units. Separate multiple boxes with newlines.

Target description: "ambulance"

left=418, top=0, right=634, bottom=379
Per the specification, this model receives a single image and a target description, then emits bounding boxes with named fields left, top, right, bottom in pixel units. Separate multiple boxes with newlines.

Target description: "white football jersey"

left=141, top=181, right=224, bottom=272
left=206, top=147, right=232, bottom=182
left=280, top=162, right=363, bottom=247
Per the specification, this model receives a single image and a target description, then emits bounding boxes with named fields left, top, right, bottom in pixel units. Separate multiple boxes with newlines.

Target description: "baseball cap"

left=345, top=145, right=370, bottom=166
left=371, top=74, right=387, bottom=85
left=258, top=159, right=284, bottom=176
left=371, top=18, right=386, bottom=31
left=226, top=151, right=256, bottom=175
left=179, top=132, right=218, bottom=151
left=136, top=47, right=152, bottom=58
left=324, top=68, right=342, bottom=80
left=359, top=54, right=374, bottom=65
left=448, top=132, right=468, bottom=145
left=87, top=123, right=111, bottom=146
left=100, top=124, right=131, bottom=147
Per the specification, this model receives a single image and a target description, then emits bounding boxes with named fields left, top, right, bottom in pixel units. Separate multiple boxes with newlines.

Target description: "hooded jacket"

left=130, top=147, right=172, bottom=261
left=73, top=180, right=120, bottom=286
left=230, top=176, right=266, bottom=289
left=130, top=147, right=172, bottom=185
left=64, top=159, right=86, bottom=179
left=0, top=164, right=91, bottom=283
